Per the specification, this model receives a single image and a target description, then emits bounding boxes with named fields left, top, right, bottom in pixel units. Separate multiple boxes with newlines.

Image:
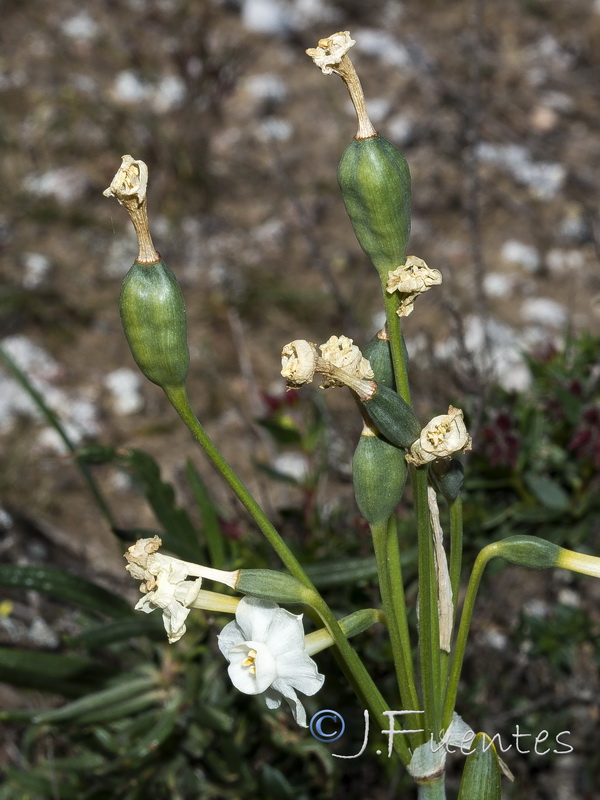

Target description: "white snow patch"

left=435, top=316, right=531, bottom=392
left=61, top=12, right=99, bottom=40
left=22, top=252, right=51, bottom=289
left=244, top=73, right=287, bottom=104
left=386, top=113, right=414, bottom=147
left=0, top=335, right=99, bottom=449
left=104, top=368, right=144, bottom=415
left=500, top=240, right=540, bottom=273
left=272, top=453, right=309, bottom=482
left=24, top=167, right=88, bottom=204
left=354, top=28, right=412, bottom=69
left=521, top=297, right=567, bottom=328
left=546, top=248, right=585, bottom=274
left=476, top=142, right=565, bottom=200
left=259, top=118, right=293, bottom=141
left=483, top=272, right=514, bottom=298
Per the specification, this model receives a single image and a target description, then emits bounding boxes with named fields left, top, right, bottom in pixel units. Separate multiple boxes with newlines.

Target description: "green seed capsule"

left=429, top=458, right=465, bottom=502
left=119, top=258, right=189, bottom=390
left=337, top=135, right=411, bottom=279
left=362, top=329, right=409, bottom=389
left=353, top=432, right=407, bottom=524
left=363, top=332, right=394, bottom=388
left=361, top=382, right=420, bottom=450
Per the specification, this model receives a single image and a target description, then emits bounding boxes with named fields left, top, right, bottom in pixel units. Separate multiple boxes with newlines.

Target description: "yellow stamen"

left=242, top=648, right=258, bottom=670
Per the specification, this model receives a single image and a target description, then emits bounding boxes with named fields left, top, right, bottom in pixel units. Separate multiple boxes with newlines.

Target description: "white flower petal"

left=271, top=679, right=308, bottom=727
left=275, top=650, right=325, bottom=696
left=234, top=596, right=279, bottom=641
left=264, top=608, right=305, bottom=657
left=264, top=688, right=282, bottom=710
left=217, top=620, right=246, bottom=657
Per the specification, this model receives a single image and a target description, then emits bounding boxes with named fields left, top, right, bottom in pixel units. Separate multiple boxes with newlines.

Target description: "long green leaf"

left=70, top=615, right=165, bottom=649
left=33, top=675, right=159, bottom=724
left=0, top=565, right=132, bottom=618
left=0, top=647, right=105, bottom=696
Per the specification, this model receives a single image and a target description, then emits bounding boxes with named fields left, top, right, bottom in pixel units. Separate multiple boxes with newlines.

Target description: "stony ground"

left=1, top=0, right=600, bottom=797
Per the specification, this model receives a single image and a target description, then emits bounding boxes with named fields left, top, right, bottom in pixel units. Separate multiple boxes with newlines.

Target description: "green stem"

left=164, top=383, right=412, bottom=766
left=370, top=517, right=421, bottom=742
left=0, top=344, right=116, bottom=529
left=448, top=498, right=463, bottom=620
left=442, top=544, right=497, bottom=730
left=413, top=465, right=442, bottom=742
left=383, top=289, right=411, bottom=404
left=165, top=384, right=311, bottom=587
left=440, top=497, right=464, bottom=695
left=417, top=777, right=446, bottom=800
left=310, top=594, right=412, bottom=765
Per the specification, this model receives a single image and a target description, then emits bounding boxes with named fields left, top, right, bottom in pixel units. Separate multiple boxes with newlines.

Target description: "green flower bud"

left=305, top=33, right=410, bottom=280
left=491, top=536, right=560, bottom=570
left=353, top=429, right=407, bottom=524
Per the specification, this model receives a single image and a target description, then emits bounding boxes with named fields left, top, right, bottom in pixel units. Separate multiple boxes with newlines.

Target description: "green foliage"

left=3, top=326, right=600, bottom=799
left=464, top=333, right=600, bottom=551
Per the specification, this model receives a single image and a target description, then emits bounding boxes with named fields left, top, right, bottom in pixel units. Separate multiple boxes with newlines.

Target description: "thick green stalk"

left=417, top=777, right=447, bottom=800
left=164, top=384, right=412, bottom=766
left=413, top=465, right=442, bottom=741
left=370, top=517, right=421, bottom=741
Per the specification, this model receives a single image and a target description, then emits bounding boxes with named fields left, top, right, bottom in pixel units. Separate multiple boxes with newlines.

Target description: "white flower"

left=280, top=339, right=319, bottom=387
left=217, top=596, right=324, bottom=727
left=124, top=536, right=240, bottom=643
left=406, top=406, right=472, bottom=466
left=305, top=31, right=356, bottom=75
left=386, top=256, right=442, bottom=317
left=135, top=561, right=202, bottom=644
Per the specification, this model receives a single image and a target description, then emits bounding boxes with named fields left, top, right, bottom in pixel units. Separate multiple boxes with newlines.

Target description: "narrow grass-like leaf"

left=0, top=564, right=132, bottom=618
left=70, top=615, right=165, bottom=649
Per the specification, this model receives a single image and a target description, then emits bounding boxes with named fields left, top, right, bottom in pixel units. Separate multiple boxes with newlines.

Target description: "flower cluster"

left=280, top=335, right=373, bottom=390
